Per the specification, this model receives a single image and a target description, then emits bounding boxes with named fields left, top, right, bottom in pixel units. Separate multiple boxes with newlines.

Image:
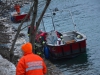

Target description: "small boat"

left=11, top=12, right=30, bottom=23
left=44, top=30, right=86, bottom=59
left=35, top=10, right=87, bottom=60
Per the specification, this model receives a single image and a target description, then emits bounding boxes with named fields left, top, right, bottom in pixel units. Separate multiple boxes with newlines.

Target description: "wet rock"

left=0, top=21, right=12, bottom=59
left=44, top=59, right=64, bottom=75
left=12, top=26, right=17, bottom=32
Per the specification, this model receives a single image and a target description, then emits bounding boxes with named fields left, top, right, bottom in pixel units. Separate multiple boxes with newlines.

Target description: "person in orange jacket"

left=14, top=4, right=20, bottom=14
left=16, top=42, right=47, bottom=75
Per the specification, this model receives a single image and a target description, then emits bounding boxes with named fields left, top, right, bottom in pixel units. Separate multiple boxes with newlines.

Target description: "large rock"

left=0, top=55, right=16, bottom=75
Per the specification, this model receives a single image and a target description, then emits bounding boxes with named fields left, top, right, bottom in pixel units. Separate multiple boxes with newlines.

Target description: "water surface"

left=13, top=0, right=100, bottom=75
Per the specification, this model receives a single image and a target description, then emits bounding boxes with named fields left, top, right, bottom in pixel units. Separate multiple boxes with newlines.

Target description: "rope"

left=67, top=10, right=76, bottom=31
left=42, top=9, right=77, bottom=32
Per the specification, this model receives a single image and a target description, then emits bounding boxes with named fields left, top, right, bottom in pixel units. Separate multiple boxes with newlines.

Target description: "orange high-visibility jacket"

left=16, top=53, right=47, bottom=75
left=14, top=4, right=20, bottom=13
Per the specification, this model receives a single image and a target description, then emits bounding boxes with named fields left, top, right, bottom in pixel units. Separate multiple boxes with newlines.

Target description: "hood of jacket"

left=21, top=42, right=32, bottom=55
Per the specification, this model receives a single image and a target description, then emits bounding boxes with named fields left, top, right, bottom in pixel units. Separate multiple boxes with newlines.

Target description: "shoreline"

left=0, top=1, right=64, bottom=75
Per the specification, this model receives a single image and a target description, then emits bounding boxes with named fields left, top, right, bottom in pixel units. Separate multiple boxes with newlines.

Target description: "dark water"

left=47, top=0, right=100, bottom=75
left=14, top=0, right=100, bottom=75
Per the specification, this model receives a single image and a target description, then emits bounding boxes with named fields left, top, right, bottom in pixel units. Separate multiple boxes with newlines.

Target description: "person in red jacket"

left=14, top=4, right=20, bottom=15
left=16, top=42, right=47, bottom=75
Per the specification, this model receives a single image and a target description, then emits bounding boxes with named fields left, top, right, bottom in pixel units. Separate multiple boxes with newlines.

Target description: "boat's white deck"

left=46, top=31, right=86, bottom=46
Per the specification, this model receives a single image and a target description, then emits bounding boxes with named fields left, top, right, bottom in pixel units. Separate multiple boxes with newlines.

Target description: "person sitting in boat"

left=14, top=3, right=20, bottom=15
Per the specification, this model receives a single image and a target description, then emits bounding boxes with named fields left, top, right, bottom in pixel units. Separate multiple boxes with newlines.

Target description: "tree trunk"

left=29, top=0, right=38, bottom=53
left=9, top=0, right=51, bottom=62
left=36, top=0, right=51, bottom=30
left=29, top=0, right=51, bottom=53
left=9, top=4, right=34, bottom=62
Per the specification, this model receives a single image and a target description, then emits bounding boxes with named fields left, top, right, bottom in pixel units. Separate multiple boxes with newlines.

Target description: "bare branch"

left=35, top=0, right=51, bottom=31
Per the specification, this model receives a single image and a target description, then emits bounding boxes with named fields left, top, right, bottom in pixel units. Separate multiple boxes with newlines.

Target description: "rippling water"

left=47, top=0, right=100, bottom=75
left=13, top=0, right=100, bottom=75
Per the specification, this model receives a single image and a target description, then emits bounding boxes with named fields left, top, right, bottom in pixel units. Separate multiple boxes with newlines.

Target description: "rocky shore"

left=0, top=0, right=64, bottom=75
left=0, top=55, right=16, bottom=75
left=0, top=20, right=64, bottom=75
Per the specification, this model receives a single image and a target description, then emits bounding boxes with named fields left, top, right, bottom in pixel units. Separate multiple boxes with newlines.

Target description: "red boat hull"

left=11, top=14, right=30, bottom=23
left=45, top=40, right=86, bottom=59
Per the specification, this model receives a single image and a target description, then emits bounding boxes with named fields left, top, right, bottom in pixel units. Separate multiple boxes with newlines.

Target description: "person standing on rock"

left=14, top=3, right=20, bottom=15
left=16, top=42, right=47, bottom=75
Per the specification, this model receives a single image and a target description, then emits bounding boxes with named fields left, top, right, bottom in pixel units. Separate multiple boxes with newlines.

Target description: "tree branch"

left=9, top=4, right=34, bottom=62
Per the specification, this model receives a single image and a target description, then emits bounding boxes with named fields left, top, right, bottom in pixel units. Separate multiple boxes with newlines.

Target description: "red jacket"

left=14, top=4, right=20, bottom=13
left=16, top=42, right=47, bottom=75
left=40, top=32, right=47, bottom=41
